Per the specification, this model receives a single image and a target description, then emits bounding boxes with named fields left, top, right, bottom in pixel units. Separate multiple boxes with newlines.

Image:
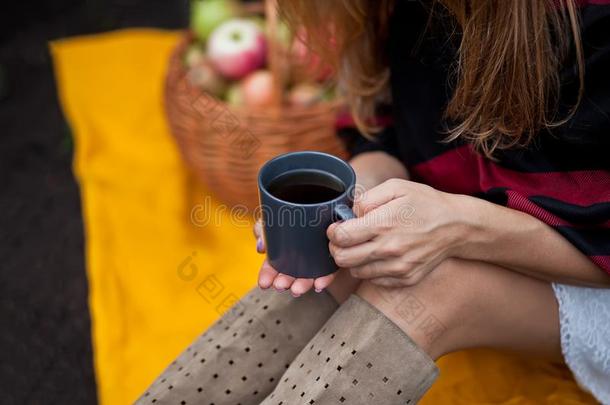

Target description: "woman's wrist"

left=445, top=193, right=610, bottom=286
left=448, top=193, right=540, bottom=262
left=445, top=193, right=502, bottom=261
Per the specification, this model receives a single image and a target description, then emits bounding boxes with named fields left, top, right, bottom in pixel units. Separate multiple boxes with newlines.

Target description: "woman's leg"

left=263, top=258, right=560, bottom=404
left=357, top=258, right=560, bottom=360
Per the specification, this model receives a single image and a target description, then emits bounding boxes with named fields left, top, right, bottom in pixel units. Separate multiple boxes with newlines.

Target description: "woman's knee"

left=355, top=258, right=559, bottom=358
left=354, top=258, right=491, bottom=359
left=356, top=258, right=483, bottom=318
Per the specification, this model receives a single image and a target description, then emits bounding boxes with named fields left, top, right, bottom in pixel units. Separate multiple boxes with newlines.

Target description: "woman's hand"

left=254, top=220, right=337, bottom=296
left=327, top=179, right=469, bottom=287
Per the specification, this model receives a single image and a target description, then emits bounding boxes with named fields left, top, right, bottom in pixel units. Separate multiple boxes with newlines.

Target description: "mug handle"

left=333, top=204, right=356, bottom=221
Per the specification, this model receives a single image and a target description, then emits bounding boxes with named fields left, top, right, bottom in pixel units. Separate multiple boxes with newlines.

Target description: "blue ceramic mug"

left=258, top=151, right=356, bottom=278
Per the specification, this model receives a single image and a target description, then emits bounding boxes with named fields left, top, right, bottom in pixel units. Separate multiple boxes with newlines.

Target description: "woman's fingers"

left=253, top=220, right=266, bottom=253
left=353, top=178, right=406, bottom=216
left=369, top=277, right=405, bottom=288
left=350, top=259, right=430, bottom=287
left=313, top=272, right=336, bottom=292
left=253, top=220, right=262, bottom=238
left=349, top=259, right=399, bottom=280
left=280, top=273, right=337, bottom=297
left=327, top=218, right=377, bottom=248
left=258, top=260, right=278, bottom=289
left=290, top=278, right=314, bottom=297
left=256, top=238, right=266, bottom=253
left=329, top=240, right=377, bottom=268
left=264, top=271, right=336, bottom=297
left=328, top=196, right=413, bottom=249
left=273, top=273, right=296, bottom=291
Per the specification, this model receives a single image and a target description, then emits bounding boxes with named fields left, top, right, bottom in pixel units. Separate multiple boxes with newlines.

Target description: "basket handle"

left=264, top=0, right=285, bottom=107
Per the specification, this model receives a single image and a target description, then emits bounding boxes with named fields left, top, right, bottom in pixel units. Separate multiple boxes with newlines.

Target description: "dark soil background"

left=0, top=1, right=187, bottom=403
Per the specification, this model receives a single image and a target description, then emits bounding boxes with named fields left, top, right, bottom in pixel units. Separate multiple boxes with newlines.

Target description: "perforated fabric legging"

left=134, top=287, right=338, bottom=405
left=261, top=295, right=438, bottom=405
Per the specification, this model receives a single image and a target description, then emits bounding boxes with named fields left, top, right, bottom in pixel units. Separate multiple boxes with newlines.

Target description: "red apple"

left=292, top=30, right=334, bottom=82
left=241, top=70, right=275, bottom=107
left=207, top=19, right=266, bottom=80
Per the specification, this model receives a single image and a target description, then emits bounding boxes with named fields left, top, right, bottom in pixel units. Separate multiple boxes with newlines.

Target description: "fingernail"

left=291, top=292, right=301, bottom=298
left=256, top=238, right=263, bottom=253
left=275, top=287, right=286, bottom=292
left=315, top=288, right=323, bottom=293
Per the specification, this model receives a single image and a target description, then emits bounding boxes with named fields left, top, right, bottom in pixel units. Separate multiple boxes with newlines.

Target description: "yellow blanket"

left=51, top=29, right=595, bottom=405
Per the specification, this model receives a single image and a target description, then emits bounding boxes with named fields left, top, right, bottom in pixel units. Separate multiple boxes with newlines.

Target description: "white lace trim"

left=553, top=283, right=610, bottom=405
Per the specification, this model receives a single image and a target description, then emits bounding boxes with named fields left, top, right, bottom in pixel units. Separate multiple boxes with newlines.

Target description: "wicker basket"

left=164, top=0, right=347, bottom=210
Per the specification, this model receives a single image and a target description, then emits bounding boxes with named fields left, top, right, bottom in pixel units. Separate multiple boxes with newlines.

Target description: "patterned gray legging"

left=135, top=287, right=437, bottom=405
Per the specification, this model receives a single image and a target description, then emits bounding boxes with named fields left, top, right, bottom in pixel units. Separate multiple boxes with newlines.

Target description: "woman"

left=137, top=1, right=610, bottom=404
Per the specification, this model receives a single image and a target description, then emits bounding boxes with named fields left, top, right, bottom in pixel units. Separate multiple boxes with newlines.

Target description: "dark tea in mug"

left=267, top=169, right=346, bottom=204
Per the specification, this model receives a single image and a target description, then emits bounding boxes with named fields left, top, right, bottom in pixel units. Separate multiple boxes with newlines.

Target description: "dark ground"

left=0, top=1, right=187, bottom=403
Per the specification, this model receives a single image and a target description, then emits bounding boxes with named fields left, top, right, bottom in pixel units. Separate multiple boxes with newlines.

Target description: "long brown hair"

left=278, top=0, right=584, bottom=157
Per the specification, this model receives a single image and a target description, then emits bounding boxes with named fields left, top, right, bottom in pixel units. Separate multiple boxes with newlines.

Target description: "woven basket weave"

left=164, top=1, right=347, bottom=210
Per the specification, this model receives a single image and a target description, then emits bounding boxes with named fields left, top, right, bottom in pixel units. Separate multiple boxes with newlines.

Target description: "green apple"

left=225, top=83, right=243, bottom=106
left=190, top=0, right=238, bottom=41
left=249, top=16, right=266, bottom=31
left=288, top=82, right=324, bottom=107
left=321, top=86, right=335, bottom=102
left=275, top=20, right=293, bottom=49
left=183, top=43, right=205, bottom=68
